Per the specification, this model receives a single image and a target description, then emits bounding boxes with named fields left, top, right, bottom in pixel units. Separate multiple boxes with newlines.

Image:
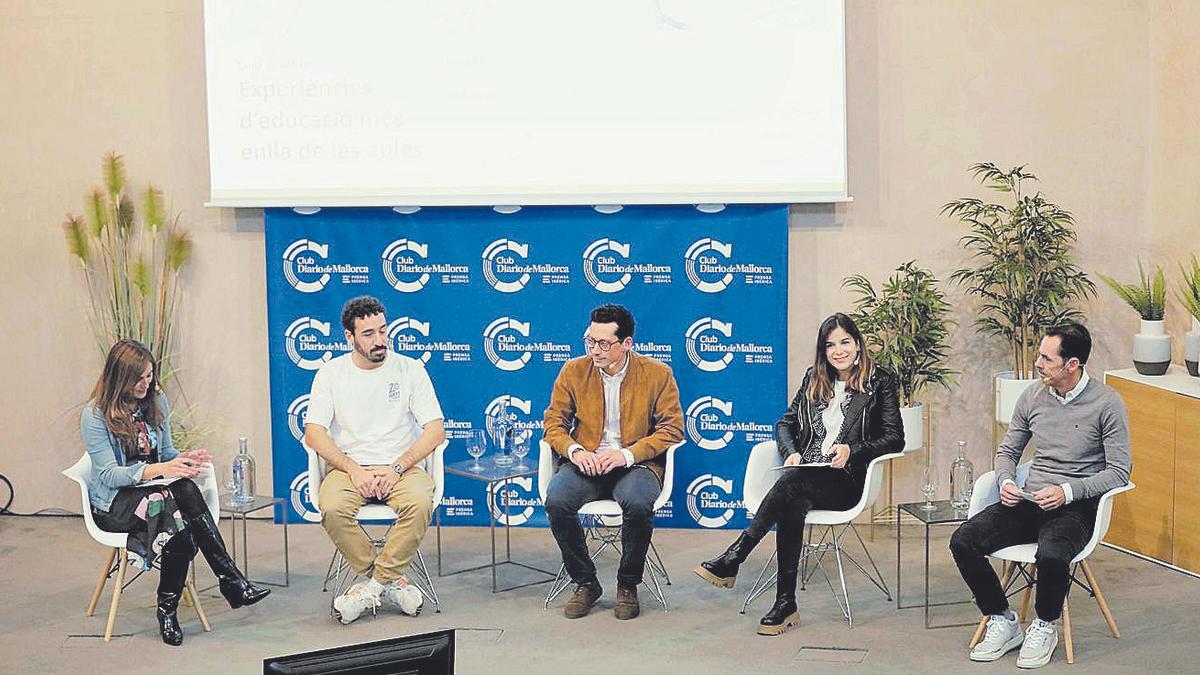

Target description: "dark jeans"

left=744, top=467, right=860, bottom=592
left=950, top=498, right=1098, bottom=622
left=544, top=463, right=660, bottom=588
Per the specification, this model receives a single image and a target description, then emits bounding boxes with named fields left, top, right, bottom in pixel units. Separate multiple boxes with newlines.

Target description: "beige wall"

left=2, top=1, right=1195, bottom=513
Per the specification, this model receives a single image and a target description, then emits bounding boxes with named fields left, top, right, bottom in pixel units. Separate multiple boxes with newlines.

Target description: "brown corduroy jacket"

left=542, top=352, right=684, bottom=480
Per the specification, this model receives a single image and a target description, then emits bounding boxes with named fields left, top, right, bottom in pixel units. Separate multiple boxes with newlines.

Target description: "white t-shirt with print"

left=305, top=351, right=443, bottom=467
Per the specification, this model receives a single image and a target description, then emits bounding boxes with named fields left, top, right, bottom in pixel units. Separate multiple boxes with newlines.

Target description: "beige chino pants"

left=318, top=467, right=434, bottom=584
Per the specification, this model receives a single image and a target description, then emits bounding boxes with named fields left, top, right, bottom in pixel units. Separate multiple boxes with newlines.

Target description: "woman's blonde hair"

left=805, top=313, right=874, bottom=405
left=90, top=339, right=162, bottom=459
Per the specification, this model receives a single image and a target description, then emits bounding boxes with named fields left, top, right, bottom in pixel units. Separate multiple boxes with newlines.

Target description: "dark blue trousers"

left=544, top=463, right=660, bottom=588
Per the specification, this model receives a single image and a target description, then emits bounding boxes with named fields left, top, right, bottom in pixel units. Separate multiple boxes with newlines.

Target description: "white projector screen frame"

left=203, top=1, right=848, bottom=207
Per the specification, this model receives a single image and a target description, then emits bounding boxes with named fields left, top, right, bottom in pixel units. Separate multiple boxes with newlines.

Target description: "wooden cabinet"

left=1173, top=394, right=1200, bottom=571
left=1105, top=368, right=1200, bottom=574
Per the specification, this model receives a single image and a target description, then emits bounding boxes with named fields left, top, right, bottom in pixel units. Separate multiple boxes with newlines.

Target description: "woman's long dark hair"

left=805, top=313, right=874, bottom=405
left=90, top=339, right=162, bottom=460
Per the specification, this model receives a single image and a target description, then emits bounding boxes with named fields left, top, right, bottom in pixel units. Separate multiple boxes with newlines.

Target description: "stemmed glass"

left=511, top=432, right=531, bottom=470
left=467, top=429, right=487, bottom=472
left=919, top=461, right=938, bottom=511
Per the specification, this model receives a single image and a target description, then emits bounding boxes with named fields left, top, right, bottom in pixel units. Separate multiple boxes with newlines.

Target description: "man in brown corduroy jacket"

left=542, top=304, right=683, bottom=621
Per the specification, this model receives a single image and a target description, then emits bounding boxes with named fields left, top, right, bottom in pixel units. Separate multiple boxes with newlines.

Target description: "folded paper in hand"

left=138, top=476, right=184, bottom=488
left=773, top=463, right=833, bottom=470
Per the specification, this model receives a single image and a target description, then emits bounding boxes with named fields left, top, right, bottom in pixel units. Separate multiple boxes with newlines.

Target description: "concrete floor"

left=0, top=515, right=1196, bottom=674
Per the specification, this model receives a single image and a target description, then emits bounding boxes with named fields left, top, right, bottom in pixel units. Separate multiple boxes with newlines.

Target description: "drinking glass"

left=222, top=461, right=239, bottom=501
left=511, top=432, right=531, bottom=470
left=919, top=462, right=938, bottom=511
left=467, top=429, right=487, bottom=472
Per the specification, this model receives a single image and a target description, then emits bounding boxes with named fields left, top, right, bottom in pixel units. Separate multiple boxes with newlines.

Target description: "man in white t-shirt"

left=304, top=296, right=446, bottom=624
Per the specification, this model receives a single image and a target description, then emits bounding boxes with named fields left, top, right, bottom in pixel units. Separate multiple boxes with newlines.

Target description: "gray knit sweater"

left=995, top=377, right=1132, bottom=500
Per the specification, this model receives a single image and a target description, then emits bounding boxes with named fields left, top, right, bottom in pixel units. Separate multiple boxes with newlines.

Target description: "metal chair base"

left=542, top=515, right=670, bottom=611
left=741, top=523, right=891, bottom=627
left=322, top=522, right=441, bottom=614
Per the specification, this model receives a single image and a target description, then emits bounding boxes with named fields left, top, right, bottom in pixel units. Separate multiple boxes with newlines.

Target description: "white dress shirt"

left=569, top=353, right=636, bottom=467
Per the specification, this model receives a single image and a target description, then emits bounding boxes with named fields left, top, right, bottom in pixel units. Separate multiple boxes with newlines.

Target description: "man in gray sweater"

left=950, top=323, right=1131, bottom=669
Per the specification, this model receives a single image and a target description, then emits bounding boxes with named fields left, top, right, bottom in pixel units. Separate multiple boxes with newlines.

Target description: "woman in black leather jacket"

left=693, top=313, right=904, bottom=635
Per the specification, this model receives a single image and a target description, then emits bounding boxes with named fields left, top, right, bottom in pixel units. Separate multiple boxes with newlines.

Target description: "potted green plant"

left=1179, top=254, right=1200, bottom=377
left=61, top=152, right=200, bottom=443
left=945, top=163, right=1096, bottom=423
left=844, top=261, right=959, bottom=452
left=1099, top=261, right=1170, bottom=375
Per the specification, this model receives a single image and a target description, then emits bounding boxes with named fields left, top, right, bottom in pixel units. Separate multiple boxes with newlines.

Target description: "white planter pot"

left=1134, top=319, right=1172, bottom=376
left=995, top=372, right=1040, bottom=424
left=900, top=403, right=924, bottom=453
left=1185, top=317, right=1200, bottom=377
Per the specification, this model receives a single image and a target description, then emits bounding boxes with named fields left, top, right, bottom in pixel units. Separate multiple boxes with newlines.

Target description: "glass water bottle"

left=232, top=436, right=257, bottom=503
left=492, top=399, right=514, bottom=467
left=949, top=440, right=974, bottom=510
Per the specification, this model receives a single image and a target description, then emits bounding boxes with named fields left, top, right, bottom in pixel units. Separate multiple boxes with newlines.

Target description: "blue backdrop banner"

left=265, top=205, right=788, bottom=529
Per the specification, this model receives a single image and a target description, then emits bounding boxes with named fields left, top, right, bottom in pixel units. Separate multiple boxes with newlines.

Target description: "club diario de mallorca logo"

left=582, top=238, right=671, bottom=293
left=686, top=395, right=774, bottom=450
left=686, top=473, right=742, bottom=528
left=381, top=238, right=469, bottom=292
left=686, top=317, right=733, bottom=372
left=487, top=476, right=539, bottom=526
left=684, top=237, right=776, bottom=292
left=481, top=238, right=569, bottom=293
left=286, top=394, right=309, bottom=441
left=482, top=316, right=572, bottom=371
left=684, top=316, right=775, bottom=371
left=282, top=238, right=369, bottom=293
left=289, top=471, right=321, bottom=523
left=283, top=239, right=330, bottom=292
left=443, top=418, right=480, bottom=441
left=483, top=395, right=543, bottom=443
left=685, top=238, right=733, bottom=293
left=686, top=396, right=735, bottom=449
left=284, top=316, right=350, bottom=370
left=632, top=340, right=673, bottom=364
left=387, top=316, right=471, bottom=365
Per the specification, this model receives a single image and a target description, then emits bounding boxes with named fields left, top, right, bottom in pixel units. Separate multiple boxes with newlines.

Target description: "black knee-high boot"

left=184, top=510, right=270, bottom=609
left=694, top=530, right=762, bottom=588
left=758, top=520, right=802, bottom=636
left=157, top=533, right=195, bottom=646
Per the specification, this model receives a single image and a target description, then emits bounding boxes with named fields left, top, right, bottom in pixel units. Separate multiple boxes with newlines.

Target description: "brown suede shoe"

left=563, top=583, right=602, bottom=619
left=614, top=585, right=640, bottom=620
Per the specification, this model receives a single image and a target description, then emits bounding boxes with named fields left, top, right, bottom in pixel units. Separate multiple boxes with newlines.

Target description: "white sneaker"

left=381, top=579, right=424, bottom=616
left=970, top=613, right=1024, bottom=662
left=1017, top=619, right=1058, bottom=669
left=332, top=582, right=381, bottom=625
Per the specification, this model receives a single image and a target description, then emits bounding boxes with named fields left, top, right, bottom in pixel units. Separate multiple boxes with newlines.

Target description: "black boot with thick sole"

left=693, top=531, right=760, bottom=589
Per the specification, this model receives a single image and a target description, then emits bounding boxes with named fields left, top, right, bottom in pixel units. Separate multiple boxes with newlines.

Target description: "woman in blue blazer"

left=83, top=340, right=268, bottom=645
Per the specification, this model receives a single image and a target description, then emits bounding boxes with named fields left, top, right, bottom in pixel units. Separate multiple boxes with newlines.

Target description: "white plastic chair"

left=305, top=439, right=447, bottom=613
left=739, top=440, right=903, bottom=627
left=538, top=439, right=683, bottom=611
left=965, top=462, right=1134, bottom=664
left=62, top=453, right=217, bottom=641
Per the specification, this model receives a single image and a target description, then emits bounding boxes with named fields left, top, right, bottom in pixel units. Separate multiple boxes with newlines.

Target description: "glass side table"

left=896, top=499, right=973, bottom=628
left=440, top=456, right=556, bottom=593
left=219, top=494, right=290, bottom=587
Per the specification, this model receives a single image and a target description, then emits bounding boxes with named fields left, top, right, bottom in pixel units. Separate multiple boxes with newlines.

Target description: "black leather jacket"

left=774, top=367, right=905, bottom=485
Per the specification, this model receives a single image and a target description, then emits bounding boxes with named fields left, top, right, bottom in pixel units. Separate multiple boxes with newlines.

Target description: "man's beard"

left=359, top=345, right=386, bottom=362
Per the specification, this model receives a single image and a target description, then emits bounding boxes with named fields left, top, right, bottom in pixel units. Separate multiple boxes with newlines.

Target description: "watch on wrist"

left=392, top=462, right=406, bottom=475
